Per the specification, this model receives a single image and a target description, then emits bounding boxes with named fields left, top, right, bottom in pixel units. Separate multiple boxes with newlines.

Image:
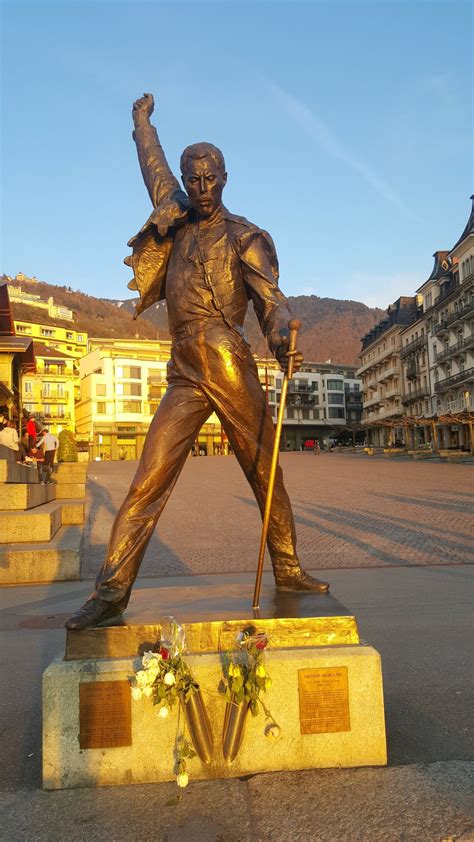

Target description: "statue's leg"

left=208, top=350, right=329, bottom=593
left=65, top=382, right=211, bottom=629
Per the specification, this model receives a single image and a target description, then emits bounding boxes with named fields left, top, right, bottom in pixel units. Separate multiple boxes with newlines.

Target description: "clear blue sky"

left=1, top=0, right=472, bottom=309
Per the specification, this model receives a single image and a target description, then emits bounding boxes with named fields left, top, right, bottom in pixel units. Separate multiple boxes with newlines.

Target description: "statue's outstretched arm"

left=132, top=93, right=187, bottom=210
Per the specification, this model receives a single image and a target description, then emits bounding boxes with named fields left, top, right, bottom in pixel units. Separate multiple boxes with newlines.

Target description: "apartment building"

left=358, top=298, right=418, bottom=446
left=75, top=338, right=225, bottom=459
left=416, top=196, right=474, bottom=450
left=21, top=343, right=77, bottom=435
left=256, top=358, right=363, bottom=450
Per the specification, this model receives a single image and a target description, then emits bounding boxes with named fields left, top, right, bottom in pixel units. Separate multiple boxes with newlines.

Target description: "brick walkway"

left=82, top=452, right=474, bottom=580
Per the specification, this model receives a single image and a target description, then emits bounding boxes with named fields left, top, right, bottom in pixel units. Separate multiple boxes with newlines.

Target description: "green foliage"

left=57, top=429, right=78, bottom=462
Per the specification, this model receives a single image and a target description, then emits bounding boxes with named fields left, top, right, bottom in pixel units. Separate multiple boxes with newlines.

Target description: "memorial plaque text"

left=79, top=680, right=132, bottom=749
left=298, top=667, right=350, bottom=734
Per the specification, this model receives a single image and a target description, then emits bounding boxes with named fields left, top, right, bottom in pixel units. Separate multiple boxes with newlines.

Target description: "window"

left=149, top=404, right=159, bottom=415
left=24, top=381, right=33, bottom=394
left=326, top=379, right=343, bottom=390
left=43, top=404, right=52, bottom=416
left=118, top=382, right=141, bottom=396
left=96, top=384, right=106, bottom=396
left=328, top=393, right=344, bottom=404
left=41, top=328, right=55, bottom=337
left=24, top=403, right=34, bottom=412
left=328, top=407, right=345, bottom=419
left=119, top=401, right=142, bottom=413
left=57, top=406, right=65, bottom=417
left=286, top=407, right=295, bottom=419
left=97, top=402, right=106, bottom=414
left=117, top=365, right=141, bottom=379
left=311, top=381, right=319, bottom=390
left=77, top=334, right=84, bottom=343
left=43, top=383, right=52, bottom=395
left=301, top=408, right=310, bottom=419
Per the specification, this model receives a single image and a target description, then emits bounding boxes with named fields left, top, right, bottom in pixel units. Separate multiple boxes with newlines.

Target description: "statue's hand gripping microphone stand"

left=252, top=319, right=301, bottom=611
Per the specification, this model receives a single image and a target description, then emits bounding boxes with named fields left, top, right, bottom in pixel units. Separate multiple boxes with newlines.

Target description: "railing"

left=445, top=300, right=474, bottom=326
left=364, top=392, right=382, bottom=408
left=402, top=386, right=430, bottom=405
left=434, top=319, right=450, bottom=336
left=384, top=386, right=401, bottom=399
left=40, top=412, right=71, bottom=420
left=399, top=335, right=426, bottom=358
left=41, top=390, right=68, bottom=400
left=287, top=383, right=312, bottom=393
left=434, top=367, right=474, bottom=393
left=435, top=335, right=474, bottom=363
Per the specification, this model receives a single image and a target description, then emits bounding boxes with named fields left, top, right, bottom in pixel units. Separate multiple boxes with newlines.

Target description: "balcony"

left=384, top=386, right=401, bottom=399
left=434, top=319, right=450, bottom=337
left=41, top=412, right=71, bottom=420
left=41, top=390, right=68, bottom=401
left=399, top=335, right=425, bottom=359
left=287, top=383, right=312, bottom=393
left=364, top=392, right=382, bottom=409
left=402, top=386, right=431, bottom=405
left=378, top=366, right=399, bottom=382
left=435, top=335, right=474, bottom=363
left=434, top=367, right=474, bottom=393
left=446, top=300, right=474, bottom=328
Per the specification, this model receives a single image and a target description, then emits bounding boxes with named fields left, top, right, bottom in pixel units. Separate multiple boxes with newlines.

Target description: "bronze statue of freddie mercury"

left=66, top=93, right=329, bottom=631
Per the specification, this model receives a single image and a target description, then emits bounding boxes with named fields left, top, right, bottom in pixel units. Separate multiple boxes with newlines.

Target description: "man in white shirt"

left=36, top=428, right=59, bottom=483
left=0, top=420, right=32, bottom=465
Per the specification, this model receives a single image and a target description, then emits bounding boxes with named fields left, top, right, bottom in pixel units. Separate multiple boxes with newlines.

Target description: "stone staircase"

left=0, top=445, right=86, bottom=584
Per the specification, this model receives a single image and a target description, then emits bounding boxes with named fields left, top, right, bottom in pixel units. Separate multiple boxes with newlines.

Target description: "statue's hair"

left=180, top=142, right=226, bottom=176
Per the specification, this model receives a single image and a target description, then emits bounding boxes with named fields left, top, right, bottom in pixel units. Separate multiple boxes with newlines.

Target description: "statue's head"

left=180, top=142, right=227, bottom=218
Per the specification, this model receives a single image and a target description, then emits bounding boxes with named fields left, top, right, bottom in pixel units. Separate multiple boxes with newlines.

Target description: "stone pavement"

left=83, top=452, right=474, bottom=579
left=0, top=454, right=473, bottom=840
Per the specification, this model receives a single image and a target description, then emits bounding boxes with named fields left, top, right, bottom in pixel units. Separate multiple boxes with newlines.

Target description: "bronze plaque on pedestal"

left=79, top=681, right=132, bottom=749
left=298, top=667, right=350, bottom=735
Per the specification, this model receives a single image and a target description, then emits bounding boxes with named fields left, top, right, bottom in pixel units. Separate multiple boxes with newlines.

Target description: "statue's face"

left=182, top=156, right=227, bottom=218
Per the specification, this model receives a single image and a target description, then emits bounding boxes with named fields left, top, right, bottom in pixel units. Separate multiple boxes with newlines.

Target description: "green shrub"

left=57, top=429, right=78, bottom=463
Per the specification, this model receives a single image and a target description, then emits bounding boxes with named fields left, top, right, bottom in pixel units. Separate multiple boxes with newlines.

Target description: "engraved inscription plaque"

left=298, top=667, right=350, bottom=735
left=79, top=680, right=132, bottom=749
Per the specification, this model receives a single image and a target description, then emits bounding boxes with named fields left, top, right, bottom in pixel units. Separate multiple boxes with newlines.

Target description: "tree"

left=57, top=429, right=78, bottom=462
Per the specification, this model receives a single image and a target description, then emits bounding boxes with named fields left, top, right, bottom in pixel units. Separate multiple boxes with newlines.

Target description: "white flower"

left=265, top=724, right=281, bottom=739
left=142, top=650, right=162, bottom=668
left=143, top=685, right=154, bottom=697
left=164, top=672, right=176, bottom=686
left=176, top=772, right=189, bottom=788
left=135, top=670, right=148, bottom=689
left=131, top=687, right=142, bottom=701
left=157, top=706, right=170, bottom=719
left=147, top=665, right=160, bottom=681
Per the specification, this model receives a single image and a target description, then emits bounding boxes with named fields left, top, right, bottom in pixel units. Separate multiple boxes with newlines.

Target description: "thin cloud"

left=263, top=78, right=420, bottom=221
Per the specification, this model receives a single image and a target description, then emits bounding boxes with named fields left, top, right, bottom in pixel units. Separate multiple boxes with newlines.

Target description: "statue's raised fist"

left=132, top=93, right=154, bottom=122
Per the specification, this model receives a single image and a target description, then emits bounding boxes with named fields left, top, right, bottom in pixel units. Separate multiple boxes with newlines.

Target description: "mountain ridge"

left=3, top=274, right=385, bottom=365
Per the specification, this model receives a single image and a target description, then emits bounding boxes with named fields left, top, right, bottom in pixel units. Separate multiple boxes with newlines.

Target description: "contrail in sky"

left=263, top=78, right=419, bottom=221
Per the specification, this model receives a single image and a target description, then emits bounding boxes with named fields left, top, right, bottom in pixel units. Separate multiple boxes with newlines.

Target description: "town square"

left=1, top=0, right=473, bottom=839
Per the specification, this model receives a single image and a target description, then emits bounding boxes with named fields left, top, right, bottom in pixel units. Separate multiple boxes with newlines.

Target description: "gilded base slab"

left=65, top=582, right=359, bottom=660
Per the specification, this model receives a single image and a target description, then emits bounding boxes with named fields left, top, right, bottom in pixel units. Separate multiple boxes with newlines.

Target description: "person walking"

left=36, top=428, right=59, bottom=484
left=314, top=440, right=320, bottom=456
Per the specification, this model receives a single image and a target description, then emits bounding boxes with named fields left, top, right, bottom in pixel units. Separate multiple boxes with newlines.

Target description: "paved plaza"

left=83, top=451, right=474, bottom=579
left=1, top=452, right=473, bottom=840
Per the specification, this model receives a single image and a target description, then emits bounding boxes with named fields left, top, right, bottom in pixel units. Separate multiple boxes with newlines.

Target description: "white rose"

left=135, top=670, right=148, bottom=689
left=143, top=685, right=154, bottom=697
left=157, top=706, right=170, bottom=719
left=164, top=672, right=176, bottom=686
left=176, top=772, right=189, bottom=788
left=131, top=687, right=142, bottom=701
left=142, top=651, right=162, bottom=668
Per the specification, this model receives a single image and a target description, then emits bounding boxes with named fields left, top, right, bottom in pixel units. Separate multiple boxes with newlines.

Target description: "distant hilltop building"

left=4, top=274, right=74, bottom=322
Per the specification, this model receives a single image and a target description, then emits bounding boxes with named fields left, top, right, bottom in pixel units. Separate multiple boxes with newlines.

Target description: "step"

left=0, top=459, right=40, bottom=484
left=54, top=463, right=88, bottom=483
left=0, top=500, right=63, bottom=543
left=0, top=482, right=56, bottom=510
left=61, top=500, right=85, bottom=525
left=0, top=525, right=83, bottom=583
left=55, top=482, right=86, bottom=500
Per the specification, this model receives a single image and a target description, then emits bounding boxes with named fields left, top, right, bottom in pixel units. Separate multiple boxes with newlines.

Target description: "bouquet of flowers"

left=130, top=619, right=213, bottom=786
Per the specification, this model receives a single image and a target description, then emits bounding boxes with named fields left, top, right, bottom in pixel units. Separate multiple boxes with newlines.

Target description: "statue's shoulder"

left=222, top=208, right=273, bottom=245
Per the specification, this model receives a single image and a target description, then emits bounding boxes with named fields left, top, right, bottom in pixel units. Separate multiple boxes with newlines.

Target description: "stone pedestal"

left=42, top=583, right=387, bottom=790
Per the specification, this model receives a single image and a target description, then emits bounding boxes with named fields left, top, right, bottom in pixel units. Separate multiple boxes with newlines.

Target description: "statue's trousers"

left=94, top=324, right=298, bottom=605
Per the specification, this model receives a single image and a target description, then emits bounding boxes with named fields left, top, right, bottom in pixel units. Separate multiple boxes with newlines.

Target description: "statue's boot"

left=273, top=560, right=329, bottom=593
left=65, top=597, right=125, bottom=630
